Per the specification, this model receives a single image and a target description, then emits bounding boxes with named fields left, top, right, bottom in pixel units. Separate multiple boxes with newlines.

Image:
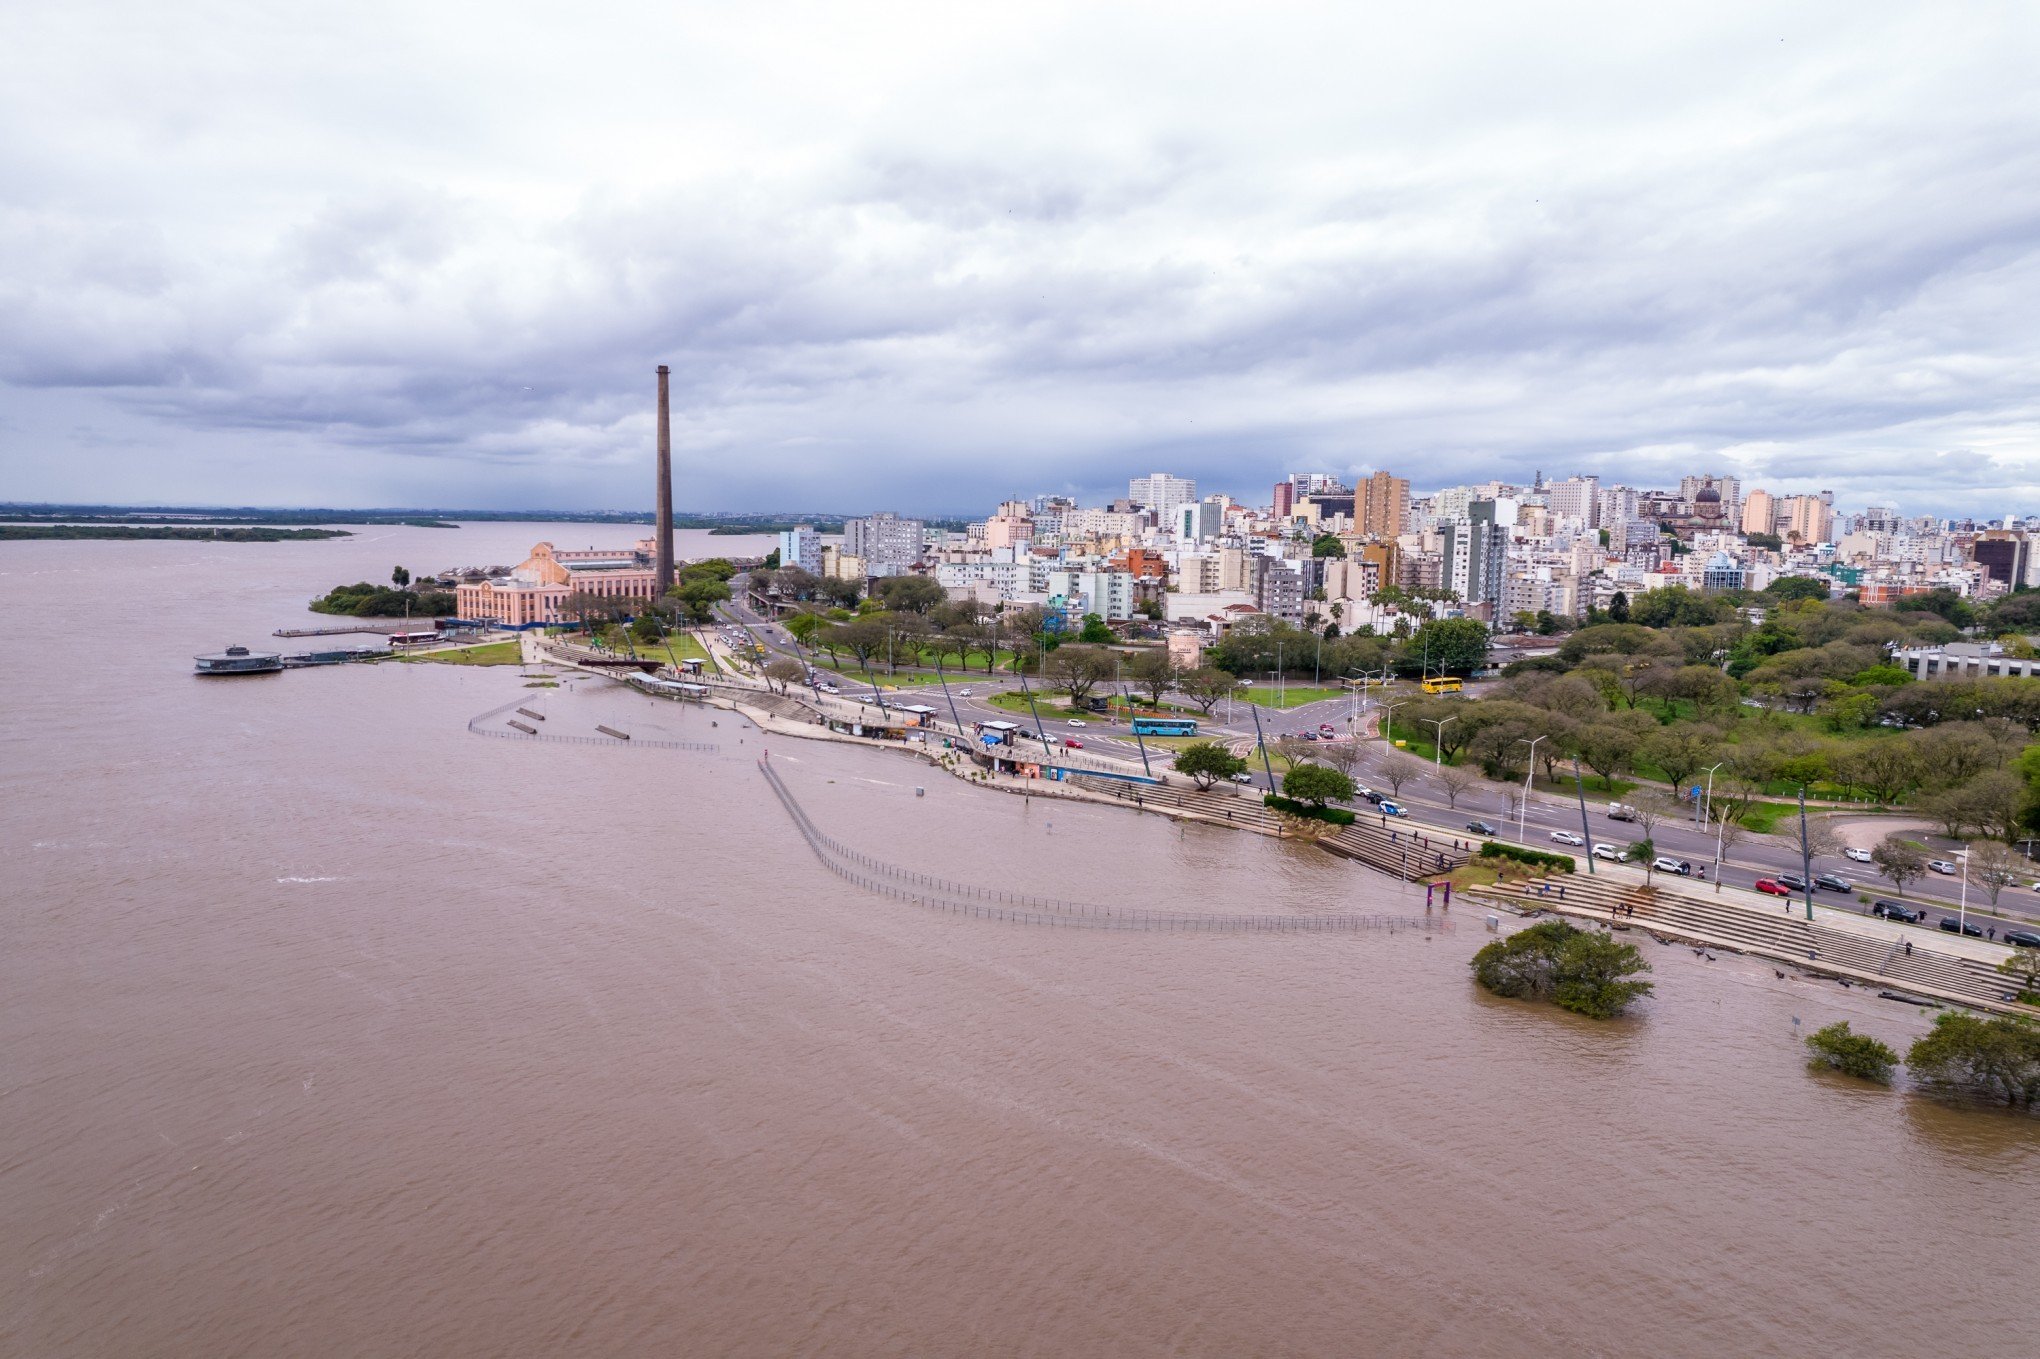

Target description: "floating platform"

left=194, top=645, right=283, bottom=676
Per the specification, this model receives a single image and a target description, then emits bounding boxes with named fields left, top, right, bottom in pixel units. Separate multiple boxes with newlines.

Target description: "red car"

left=1063, top=738, right=1083, bottom=749
left=1755, top=878, right=1791, bottom=897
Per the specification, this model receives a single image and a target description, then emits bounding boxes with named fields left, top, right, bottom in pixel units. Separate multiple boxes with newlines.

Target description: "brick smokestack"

left=655, top=364, right=674, bottom=593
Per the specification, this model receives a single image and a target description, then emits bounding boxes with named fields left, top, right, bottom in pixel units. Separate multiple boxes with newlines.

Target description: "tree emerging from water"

left=1470, top=920, right=1654, bottom=1019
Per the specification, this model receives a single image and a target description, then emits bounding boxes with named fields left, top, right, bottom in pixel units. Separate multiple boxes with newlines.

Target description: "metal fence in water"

left=758, top=759, right=1449, bottom=934
left=465, top=697, right=719, bottom=753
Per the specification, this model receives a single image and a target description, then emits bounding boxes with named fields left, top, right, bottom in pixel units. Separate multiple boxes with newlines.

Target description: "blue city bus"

left=1130, top=717, right=1198, bottom=737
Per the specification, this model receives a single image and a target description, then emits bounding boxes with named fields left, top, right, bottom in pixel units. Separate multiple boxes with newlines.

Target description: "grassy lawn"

left=403, top=640, right=523, bottom=666
left=648, top=634, right=718, bottom=671
left=1238, top=684, right=1349, bottom=709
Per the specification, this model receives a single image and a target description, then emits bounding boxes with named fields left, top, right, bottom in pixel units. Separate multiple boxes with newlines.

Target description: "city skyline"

left=5, top=5, right=2040, bottom=516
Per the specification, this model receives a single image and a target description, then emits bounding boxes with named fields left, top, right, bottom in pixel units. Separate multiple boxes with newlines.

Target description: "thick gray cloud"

left=3, top=0, right=2039, bottom=515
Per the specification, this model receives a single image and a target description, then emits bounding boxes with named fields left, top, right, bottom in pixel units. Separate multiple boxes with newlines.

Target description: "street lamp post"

left=1700, top=761, right=1723, bottom=828
left=1378, top=698, right=1406, bottom=747
left=1957, top=848, right=1971, bottom=935
left=1423, top=716, right=1457, bottom=769
left=1516, top=734, right=1546, bottom=844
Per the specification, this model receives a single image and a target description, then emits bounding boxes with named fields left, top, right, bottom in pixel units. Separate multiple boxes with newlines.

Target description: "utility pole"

left=654, top=364, right=675, bottom=595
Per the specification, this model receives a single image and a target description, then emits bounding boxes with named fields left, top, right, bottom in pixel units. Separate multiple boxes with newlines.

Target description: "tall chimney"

left=655, top=364, right=675, bottom=593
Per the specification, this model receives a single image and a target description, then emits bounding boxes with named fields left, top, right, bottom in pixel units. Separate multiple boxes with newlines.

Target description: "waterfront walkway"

left=1468, top=874, right=2036, bottom=1017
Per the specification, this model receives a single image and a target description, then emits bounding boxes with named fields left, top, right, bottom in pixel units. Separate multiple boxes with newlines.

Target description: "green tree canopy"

left=1905, top=1012, right=2040, bottom=1108
left=1173, top=741, right=1246, bottom=790
left=1398, top=617, right=1490, bottom=676
left=1469, top=920, right=1654, bottom=1018
left=1805, top=1021, right=1899, bottom=1083
left=1282, top=763, right=1355, bottom=807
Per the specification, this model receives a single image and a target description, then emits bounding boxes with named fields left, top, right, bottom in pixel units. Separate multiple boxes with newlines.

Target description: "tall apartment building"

left=1442, top=500, right=1508, bottom=609
left=1272, top=480, right=1295, bottom=520
left=1741, top=490, right=1777, bottom=537
left=776, top=524, right=823, bottom=575
left=1546, top=476, right=1600, bottom=528
left=1778, top=494, right=1834, bottom=545
left=1356, top=470, right=1411, bottom=538
left=844, top=511, right=926, bottom=577
left=1176, top=500, right=1225, bottom=542
left=983, top=508, right=1033, bottom=550
left=1127, top=473, right=1197, bottom=517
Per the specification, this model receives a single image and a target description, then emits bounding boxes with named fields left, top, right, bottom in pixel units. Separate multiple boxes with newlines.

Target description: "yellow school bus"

left=1420, top=676, right=1463, bottom=694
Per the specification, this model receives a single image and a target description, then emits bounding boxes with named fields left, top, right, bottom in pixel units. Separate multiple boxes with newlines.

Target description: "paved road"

left=715, top=586, right=2039, bottom=937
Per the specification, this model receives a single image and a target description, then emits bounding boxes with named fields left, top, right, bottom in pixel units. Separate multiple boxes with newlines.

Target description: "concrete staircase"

left=1471, top=874, right=2033, bottom=1016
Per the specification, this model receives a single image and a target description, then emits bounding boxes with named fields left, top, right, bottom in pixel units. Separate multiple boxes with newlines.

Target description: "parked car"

left=1928, top=859, right=1959, bottom=875
left=1939, top=916, right=1985, bottom=937
left=1063, top=738, right=1084, bottom=749
left=2003, top=929, right=2040, bottom=949
left=1466, top=820, right=1497, bottom=836
left=1592, top=843, right=1624, bottom=862
left=1755, top=878, right=1792, bottom=897
left=1549, top=830, right=1585, bottom=846
left=1776, top=872, right=1810, bottom=892
left=1814, top=873, right=1853, bottom=892
left=1653, top=856, right=1692, bottom=875
left=1843, top=846, right=1872, bottom=863
left=1379, top=802, right=1408, bottom=818
left=1871, top=901, right=1924, bottom=922
left=1229, top=771, right=1256, bottom=785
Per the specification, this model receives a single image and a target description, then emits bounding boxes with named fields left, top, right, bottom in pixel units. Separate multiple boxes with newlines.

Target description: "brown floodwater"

left=4, top=526, right=2036, bottom=1358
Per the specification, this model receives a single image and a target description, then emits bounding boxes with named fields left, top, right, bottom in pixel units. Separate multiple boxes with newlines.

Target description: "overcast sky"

left=3, top=1, right=2038, bottom=517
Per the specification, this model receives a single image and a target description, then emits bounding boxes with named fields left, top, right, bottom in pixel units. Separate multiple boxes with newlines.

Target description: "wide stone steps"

left=1472, top=875, right=2027, bottom=1014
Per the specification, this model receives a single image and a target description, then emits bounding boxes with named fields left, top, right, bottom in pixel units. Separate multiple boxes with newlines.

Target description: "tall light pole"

left=1957, top=847, right=1971, bottom=935
left=1379, top=698, right=1406, bottom=745
left=1517, top=734, right=1546, bottom=843
left=1423, top=715, right=1457, bottom=769
left=1700, top=761, right=1723, bottom=827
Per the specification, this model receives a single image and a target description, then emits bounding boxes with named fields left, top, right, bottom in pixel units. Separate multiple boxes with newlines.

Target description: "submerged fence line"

left=758, top=759, right=1448, bottom=934
left=466, top=696, right=719, bottom=753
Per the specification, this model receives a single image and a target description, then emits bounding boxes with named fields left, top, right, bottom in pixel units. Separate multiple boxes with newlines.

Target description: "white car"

left=1592, top=843, right=1625, bottom=862
left=1928, top=859, right=1959, bottom=875
left=1229, top=771, right=1256, bottom=784
left=958, top=688, right=973, bottom=697
left=1843, top=846, right=1872, bottom=863
left=1068, top=719, right=1087, bottom=727
left=1549, top=830, right=1585, bottom=846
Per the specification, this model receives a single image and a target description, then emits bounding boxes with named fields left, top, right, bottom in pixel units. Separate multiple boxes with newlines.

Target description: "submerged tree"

left=1804, top=1022, right=1899, bottom=1084
left=1905, top=1012, right=2040, bottom=1108
left=1470, top=920, right=1654, bottom=1019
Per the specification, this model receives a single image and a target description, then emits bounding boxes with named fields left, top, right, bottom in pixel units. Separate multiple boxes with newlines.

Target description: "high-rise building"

left=1779, top=494, right=1834, bottom=545
left=777, top=524, right=822, bottom=575
left=1176, top=500, right=1225, bottom=542
left=1272, top=480, right=1295, bottom=520
left=1127, top=473, right=1196, bottom=517
left=1546, top=476, right=1600, bottom=529
left=1741, top=490, right=1778, bottom=537
left=1973, top=532, right=2032, bottom=588
left=1443, top=500, right=1508, bottom=609
left=1356, top=470, right=1410, bottom=538
left=844, top=512, right=926, bottom=577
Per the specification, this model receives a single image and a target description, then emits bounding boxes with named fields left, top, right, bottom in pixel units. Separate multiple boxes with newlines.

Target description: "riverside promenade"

left=522, top=630, right=2032, bottom=1015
